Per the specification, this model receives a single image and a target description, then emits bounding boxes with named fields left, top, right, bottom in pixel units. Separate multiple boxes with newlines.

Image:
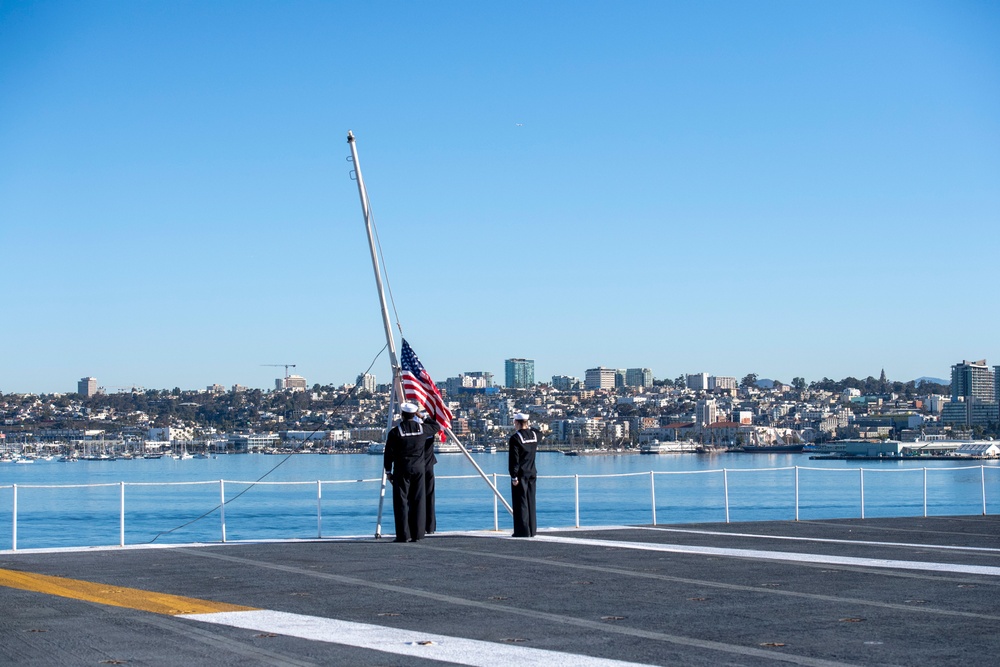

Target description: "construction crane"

left=261, top=364, right=296, bottom=379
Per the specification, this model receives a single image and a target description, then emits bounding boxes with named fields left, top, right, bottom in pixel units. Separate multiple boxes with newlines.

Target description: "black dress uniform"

left=424, top=434, right=438, bottom=534
left=508, top=425, right=541, bottom=537
left=384, top=416, right=439, bottom=542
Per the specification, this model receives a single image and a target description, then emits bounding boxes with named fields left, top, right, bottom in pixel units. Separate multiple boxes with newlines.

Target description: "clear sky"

left=2, top=1, right=998, bottom=394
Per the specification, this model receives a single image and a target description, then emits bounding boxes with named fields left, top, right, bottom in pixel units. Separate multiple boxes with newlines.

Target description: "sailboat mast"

left=347, top=131, right=404, bottom=399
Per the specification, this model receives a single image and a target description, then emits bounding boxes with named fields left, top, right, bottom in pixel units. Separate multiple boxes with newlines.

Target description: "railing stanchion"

left=119, top=481, right=125, bottom=547
left=220, top=479, right=227, bottom=543
left=859, top=468, right=865, bottom=520
left=650, top=471, right=657, bottom=526
left=493, top=473, right=499, bottom=532
left=11, top=484, right=17, bottom=551
left=723, top=468, right=730, bottom=524
left=794, top=466, right=800, bottom=521
left=982, top=465, right=987, bottom=516
left=923, top=467, right=928, bottom=517
left=317, top=480, right=323, bottom=538
left=574, top=474, right=580, bottom=528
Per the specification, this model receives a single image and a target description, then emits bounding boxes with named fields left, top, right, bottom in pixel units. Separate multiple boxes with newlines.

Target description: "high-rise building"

left=585, top=367, right=617, bottom=390
left=625, top=368, right=653, bottom=388
left=687, top=373, right=709, bottom=391
left=696, top=398, right=718, bottom=426
left=951, top=360, right=994, bottom=402
left=277, top=374, right=308, bottom=391
left=505, top=358, right=535, bottom=388
left=709, top=376, right=737, bottom=391
left=356, top=373, right=377, bottom=393
left=551, top=375, right=581, bottom=391
left=78, top=377, right=98, bottom=398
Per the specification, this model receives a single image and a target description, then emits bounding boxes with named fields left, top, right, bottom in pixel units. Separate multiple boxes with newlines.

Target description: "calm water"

left=1, top=452, right=998, bottom=550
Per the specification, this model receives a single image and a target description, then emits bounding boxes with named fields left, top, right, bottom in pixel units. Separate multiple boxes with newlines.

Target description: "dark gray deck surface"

left=2, top=516, right=1000, bottom=666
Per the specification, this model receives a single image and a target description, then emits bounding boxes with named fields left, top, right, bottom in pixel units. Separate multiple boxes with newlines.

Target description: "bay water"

left=2, top=452, right=998, bottom=550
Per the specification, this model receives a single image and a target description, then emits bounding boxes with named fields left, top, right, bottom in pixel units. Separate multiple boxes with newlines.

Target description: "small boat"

left=434, top=442, right=462, bottom=454
left=367, top=442, right=385, bottom=455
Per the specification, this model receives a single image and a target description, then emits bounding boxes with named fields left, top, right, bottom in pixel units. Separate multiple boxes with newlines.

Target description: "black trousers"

left=425, top=465, right=436, bottom=533
left=391, top=470, right=426, bottom=541
left=511, top=474, right=536, bottom=537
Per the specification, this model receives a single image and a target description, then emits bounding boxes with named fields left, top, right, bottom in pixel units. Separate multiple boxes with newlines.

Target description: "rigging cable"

left=366, top=194, right=404, bottom=339
left=146, top=343, right=389, bottom=543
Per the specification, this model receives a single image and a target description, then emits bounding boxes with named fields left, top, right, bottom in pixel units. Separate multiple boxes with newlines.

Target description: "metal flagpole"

left=347, top=131, right=406, bottom=538
left=445, top=427, right=513, bottom=515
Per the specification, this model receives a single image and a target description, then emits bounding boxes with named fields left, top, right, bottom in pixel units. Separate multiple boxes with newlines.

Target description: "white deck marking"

left=531, top=534, right=1000, bottom=576
left=181, top=609, right=656, bottom=667
left=638, top=525, right=1000, bottom=553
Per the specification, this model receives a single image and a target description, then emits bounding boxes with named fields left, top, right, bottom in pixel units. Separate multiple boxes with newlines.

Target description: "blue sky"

left=2, top=1, right=998, bottom=394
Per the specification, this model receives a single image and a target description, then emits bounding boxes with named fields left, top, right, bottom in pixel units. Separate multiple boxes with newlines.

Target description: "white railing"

left=1, top=465, right=996, bottom=551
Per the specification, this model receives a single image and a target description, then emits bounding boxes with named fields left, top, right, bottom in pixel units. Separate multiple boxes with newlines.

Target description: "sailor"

left=508, top=412, right=541, bottom=537
left=422, top=413, right=439, bottom=534
left=383, top=402, right=439, bottom=542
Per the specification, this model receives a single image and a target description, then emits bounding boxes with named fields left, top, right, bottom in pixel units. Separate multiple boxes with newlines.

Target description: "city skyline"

left=2, top=2, right=998, bottom=395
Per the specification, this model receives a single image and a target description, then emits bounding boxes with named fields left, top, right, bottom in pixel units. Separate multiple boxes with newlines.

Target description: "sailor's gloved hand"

left=511, top=477, right=519, bottom=486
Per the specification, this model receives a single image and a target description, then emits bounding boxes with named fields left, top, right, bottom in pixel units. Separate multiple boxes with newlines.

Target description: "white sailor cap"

left=513, top=412, right=530, bottom=421
left=400, top=402, right=419, bottom=414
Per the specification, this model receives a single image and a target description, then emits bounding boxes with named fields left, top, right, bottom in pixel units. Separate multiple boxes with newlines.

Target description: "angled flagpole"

left=347, top=131, right=405, bottom=538
left=347, top=132, right=513, bottom=536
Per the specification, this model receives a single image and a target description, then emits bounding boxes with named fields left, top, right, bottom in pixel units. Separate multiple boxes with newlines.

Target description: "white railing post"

left=923, top=467, right=928, bottom=518
left=220, top=479, right=227, bottom=543
left=11, top=484, right=17, bottom=551
left=723, top=468, right=730, bottom=523
left=859, top=468, right=865, bottom=519
left=574, top=474, right=580, bottom=528
left=982, top=465, right=987, bottom=516
left=650, top=471, right=657, bottom=526
left=119, top=481, right=125, bottom=547
left=794, top=466, right=800, bottom=521
left=317, top=480, right=323, bottom=538
left=493, top=473, right=499, bottom=532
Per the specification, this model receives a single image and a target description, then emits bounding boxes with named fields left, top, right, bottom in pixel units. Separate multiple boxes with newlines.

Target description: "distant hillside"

left=915, top=377, right=948, bottom=386
left=755, top=379, right=775, bottom=389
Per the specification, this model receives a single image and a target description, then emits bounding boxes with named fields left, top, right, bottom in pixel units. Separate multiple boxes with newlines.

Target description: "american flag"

left=400, top=339, right=453, bottom=438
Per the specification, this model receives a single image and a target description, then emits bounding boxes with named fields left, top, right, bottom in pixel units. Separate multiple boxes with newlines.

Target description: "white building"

left=687, top=373, right=709, bottom=391
left=585, top=367, right=617, bottom=390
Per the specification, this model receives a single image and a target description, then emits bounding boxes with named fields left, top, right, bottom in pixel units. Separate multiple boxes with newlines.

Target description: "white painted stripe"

left=638, top=525, right=1000, bottom=553
left=532, top=534, right=1000, bottom=577
left=181, top=609, right=656, bottom=667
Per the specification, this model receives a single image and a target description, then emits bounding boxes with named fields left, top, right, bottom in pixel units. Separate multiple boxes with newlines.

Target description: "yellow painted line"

left=0, top=567, right=257, bottom=615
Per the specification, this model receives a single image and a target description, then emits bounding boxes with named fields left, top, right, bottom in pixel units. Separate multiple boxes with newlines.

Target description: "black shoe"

left=393, top=538, right=408, bottom=543
left=409, top=538, right=420, bottom=542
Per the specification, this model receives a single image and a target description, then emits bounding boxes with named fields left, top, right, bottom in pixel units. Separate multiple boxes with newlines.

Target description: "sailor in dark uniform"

left=508, top=412, right=541, bottom=537
left=383, top=402, right=439, bottom=542
left=423, top=415, right=438, bottom=534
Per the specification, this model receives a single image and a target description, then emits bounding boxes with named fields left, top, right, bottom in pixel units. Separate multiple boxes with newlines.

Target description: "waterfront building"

left=78, top=377, right=98, bottom=398
left=625, top=368, right=653, bottom=388
left=585, top=367, right=617, bottom=390
left=505, top=358, right=535, bottom=388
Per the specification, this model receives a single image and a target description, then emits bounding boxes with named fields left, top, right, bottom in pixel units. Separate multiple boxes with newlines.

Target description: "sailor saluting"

left=384, top=402, right=440, bottom=542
